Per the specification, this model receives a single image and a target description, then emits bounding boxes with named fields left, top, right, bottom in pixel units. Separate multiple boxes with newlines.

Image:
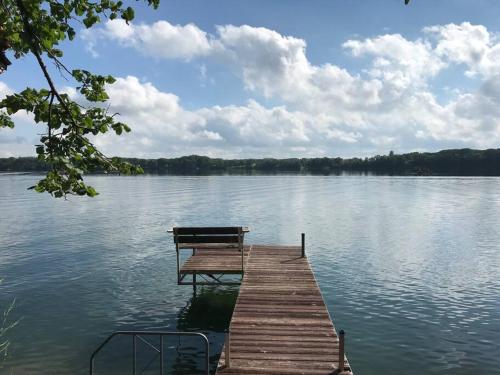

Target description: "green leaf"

left=1, top=0, right=151, bottom=198
left=86, top=186, right=98, bottom=197
left=50, top=48, right=63, bottom=57
left=84, top=117, right=93, bottom=128
left=67, top=27, right=76, bottom=40
left=121, top=7, right=135, bottom=22
left=0, top=113, right=15, bottom=128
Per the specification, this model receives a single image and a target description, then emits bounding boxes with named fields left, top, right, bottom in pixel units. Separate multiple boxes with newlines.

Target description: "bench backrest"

left=173, top=227, right=244, bottom=245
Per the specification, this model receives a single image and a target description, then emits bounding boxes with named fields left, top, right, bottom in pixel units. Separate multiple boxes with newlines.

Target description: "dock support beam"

left=301, top=233, right=305, bottom=257
left=225, top=330, right=231, bottom=368
left=338, top=329, right=345, bottom=372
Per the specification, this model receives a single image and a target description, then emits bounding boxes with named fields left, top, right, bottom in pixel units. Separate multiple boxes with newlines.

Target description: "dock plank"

left=216, top=245, right=352, bottom=375
left=179, top=246, right=251, bottom=275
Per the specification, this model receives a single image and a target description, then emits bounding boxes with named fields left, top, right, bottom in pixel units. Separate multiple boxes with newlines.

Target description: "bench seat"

left=170, top=226, right=249, bottom=285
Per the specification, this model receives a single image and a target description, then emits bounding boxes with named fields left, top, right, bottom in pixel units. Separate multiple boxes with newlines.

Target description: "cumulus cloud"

left=343, top=34, right=445, bottom=91
left=6, top=21, right=500, bottom=157
left=94, top=76, right=325, bottom=157
left=82, top=19, right=216, bottom=60
left=424, top=22, right=500, bottom=77
left=89, top=73, right=498, bottom=158
left=0, top=81, right=12, bottom=97
left=214, top=25, right=310, bottom=97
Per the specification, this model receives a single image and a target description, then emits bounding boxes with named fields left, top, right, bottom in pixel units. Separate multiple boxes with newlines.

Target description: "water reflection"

left=177, top=287, right=238, bottom=332
left=174, top=287, right=239, bottom=374
left=1, top=175, right=499, bottom=374
left=88, top=287, right=238, bottom=374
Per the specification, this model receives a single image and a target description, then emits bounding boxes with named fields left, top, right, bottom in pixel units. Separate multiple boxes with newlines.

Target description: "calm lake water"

left=0, top=174, right=499, bottom=374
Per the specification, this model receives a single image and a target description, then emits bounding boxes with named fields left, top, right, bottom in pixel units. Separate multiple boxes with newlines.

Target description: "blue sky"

left=2, top=0, right=500, bottom=158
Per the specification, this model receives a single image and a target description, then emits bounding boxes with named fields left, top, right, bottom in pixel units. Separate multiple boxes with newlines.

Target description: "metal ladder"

left=89, top=331, right=210, bottom=375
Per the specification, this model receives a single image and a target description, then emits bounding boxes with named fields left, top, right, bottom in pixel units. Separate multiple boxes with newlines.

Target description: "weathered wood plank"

left=174, top=227, right=244, bottom=235
left=215, top=245, right=352, bottom=375
left=179, top=246, right=250, bottom=275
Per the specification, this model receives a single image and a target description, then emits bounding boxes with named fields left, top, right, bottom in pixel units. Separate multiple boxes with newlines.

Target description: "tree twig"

left=15, top=0, right=80, bottom=130
left=47, top=92, right=55, bottom=161
left=14, top=0, right=118, bottom=172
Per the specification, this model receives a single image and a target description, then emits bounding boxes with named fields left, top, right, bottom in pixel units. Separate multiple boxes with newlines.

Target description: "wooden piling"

left=339, top=329, right=345, bottom=372
left=301, top=233, right=305, bottom=257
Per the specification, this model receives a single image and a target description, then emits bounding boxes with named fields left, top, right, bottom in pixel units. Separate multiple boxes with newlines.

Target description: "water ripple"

left=1, top=174, right=499, bottom=374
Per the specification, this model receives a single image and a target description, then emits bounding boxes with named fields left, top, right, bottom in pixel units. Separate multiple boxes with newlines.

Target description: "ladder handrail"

left=89, top=330, right=210, bottom=375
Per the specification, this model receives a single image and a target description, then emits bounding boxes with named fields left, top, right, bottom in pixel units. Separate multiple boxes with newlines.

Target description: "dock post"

left=301, top=233, right=305, bottom=257
left=225, top=330, right=231, bottom=368
left=338, top=329, right=345, bottom=372
left=132, top=334, right=137, bottom=375
left=174, top=228, right=180, bottom=285
left=160, top=334, right=164, bottom=375
left=239, top=227, right=244, bottom=273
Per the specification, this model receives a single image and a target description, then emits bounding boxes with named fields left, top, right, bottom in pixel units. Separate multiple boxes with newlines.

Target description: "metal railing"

left=89, top=331, right=210, bottom=375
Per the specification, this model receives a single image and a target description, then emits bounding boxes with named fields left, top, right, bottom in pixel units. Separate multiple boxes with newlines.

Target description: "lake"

left=1, top=174, right=499, bottom=374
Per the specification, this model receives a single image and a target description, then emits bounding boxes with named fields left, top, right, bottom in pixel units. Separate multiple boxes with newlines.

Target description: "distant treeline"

left=1, top=148, right=500, bottom=175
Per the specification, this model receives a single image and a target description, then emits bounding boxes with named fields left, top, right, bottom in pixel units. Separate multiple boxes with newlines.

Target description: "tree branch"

left=14, top=0, right=119, bottom=172
left=47, top=92, right=55, bottom=161
left=15, top=0, right=80, bottom=129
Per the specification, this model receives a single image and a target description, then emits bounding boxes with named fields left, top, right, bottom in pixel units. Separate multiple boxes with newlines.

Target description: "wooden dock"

left=208, top=245, right=353, bottom=374
left=172, top=226, right=249, bottom=286
left=180, top=246, right=251, bottom=276
left=170, top=226, right=353, bottom=374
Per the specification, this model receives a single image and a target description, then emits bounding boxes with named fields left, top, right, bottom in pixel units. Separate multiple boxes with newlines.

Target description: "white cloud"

left=95, top=76, right=317, bottom=157
left=66, top=75, right=377, bottom=158
left=215, top=25, right=311, bottom=97
left=211, top=25, right=386, bottom=120
left=424, top=22, right=500, bottom=77
left=94, top=73, right=499, bottom=158
left=7, top=21, right=500, bottom=157
left=0, top=81, right=12, bottom=97
left=83, top=19, right=216, bottom=61
left=343, top=34, right=445, bottom=90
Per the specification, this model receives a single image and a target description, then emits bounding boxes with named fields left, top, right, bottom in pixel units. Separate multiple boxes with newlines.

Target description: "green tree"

left=0, top=0, right=161, bottom=197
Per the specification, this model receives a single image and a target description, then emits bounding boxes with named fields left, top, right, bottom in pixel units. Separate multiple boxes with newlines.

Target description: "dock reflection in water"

left=174, top=287, right=239, bottom=374
left=89, top=287, right=238, bottom=374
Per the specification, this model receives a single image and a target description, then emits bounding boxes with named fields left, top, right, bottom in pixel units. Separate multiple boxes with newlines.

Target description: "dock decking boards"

left=180, top=246, right=251, bottom=275
left=214, top=245, right=352, bottom=375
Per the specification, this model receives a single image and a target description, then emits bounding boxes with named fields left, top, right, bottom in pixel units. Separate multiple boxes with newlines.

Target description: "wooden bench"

left=169, top=226, right=249, bottom=285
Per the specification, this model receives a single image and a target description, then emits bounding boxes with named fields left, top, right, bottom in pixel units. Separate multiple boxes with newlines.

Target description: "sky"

left=2, top=0, right=500, bottom=158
